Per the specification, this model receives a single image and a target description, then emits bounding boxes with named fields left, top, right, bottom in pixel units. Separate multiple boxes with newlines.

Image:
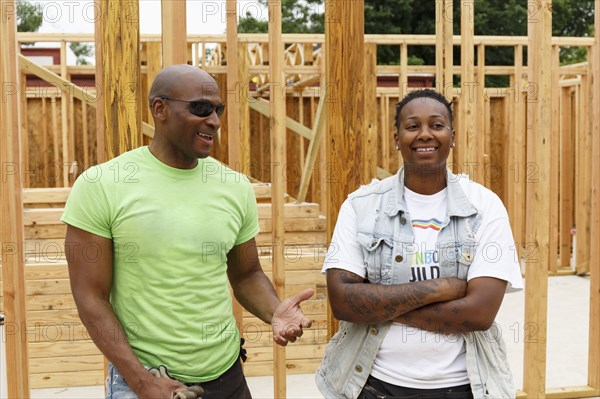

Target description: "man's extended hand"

left=272, top=288, right=314, bottom=346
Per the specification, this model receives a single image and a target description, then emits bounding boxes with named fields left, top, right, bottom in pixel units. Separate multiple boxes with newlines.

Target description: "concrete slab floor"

left=5, top=275, right=596, bottom=398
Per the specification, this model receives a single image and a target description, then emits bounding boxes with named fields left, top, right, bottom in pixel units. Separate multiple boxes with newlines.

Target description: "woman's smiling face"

left=395, top=96, right=454, bottom=173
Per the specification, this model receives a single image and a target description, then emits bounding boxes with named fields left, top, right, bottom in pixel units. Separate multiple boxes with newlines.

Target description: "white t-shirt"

left=323, top=179, right=524, bottom=389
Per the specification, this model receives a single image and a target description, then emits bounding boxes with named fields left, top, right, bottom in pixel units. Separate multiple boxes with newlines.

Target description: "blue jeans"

left=105, top=364, right=141, bottom=399
left=105, top=361, right=252, bottom=399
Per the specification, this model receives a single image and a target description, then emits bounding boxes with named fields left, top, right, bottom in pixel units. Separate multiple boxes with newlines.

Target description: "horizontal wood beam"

left=15, top=32, right=596, bottom=47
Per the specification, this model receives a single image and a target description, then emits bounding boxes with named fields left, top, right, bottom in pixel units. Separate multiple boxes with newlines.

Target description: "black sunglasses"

left=158, top=96, right=226, bottom=118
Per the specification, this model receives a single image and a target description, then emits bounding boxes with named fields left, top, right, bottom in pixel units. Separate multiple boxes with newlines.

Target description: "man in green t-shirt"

left=62, top=65, right=313, bottom=399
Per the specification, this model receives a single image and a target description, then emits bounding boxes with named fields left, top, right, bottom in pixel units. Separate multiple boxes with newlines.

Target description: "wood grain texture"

left=161, top=0, right=187, bottom=66
left=96, top=0, right=142, bottom=160
left=325, top=0, right=365, bottom=339
left=268, top=0, right=287, bottom=395
left=588, top=0, right=600, bottom=388
left=0, top=1, right=31, bottom=395
left=523, top=1, right=552, bottom=396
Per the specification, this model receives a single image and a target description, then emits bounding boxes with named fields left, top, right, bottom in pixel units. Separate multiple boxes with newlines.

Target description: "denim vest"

left=316, top=168, right=516, bottom=399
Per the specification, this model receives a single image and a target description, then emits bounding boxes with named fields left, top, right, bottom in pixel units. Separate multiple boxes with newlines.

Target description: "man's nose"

left=205, top=110, right=221, bottom=129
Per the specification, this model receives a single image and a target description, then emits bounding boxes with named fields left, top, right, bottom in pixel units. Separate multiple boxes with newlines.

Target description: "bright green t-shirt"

left=61, top=146, right=260, bottom=382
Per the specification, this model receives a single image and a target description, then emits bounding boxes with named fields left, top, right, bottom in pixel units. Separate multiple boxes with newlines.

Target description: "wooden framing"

left=95, top=0, right=142, bottom=160
left=549, top=45, right=560, bottom=273
left=588, top=0, right=600, bottom=389
left=6, top=10, right=600, bottom=396
left=459, top=0, right=476, bottom=179
left=523, top=1, right=552, bottom=397
left=161, top=0, right=187, bottom=66
left=324, top=0, right=365, bottom=339
left=363, top=43, right=378, bottom=183
left=268, top=0, right=287, bottom=396
left=435, top=0, right=453, bottom=98
left=0, top=0, right=31, bottom=396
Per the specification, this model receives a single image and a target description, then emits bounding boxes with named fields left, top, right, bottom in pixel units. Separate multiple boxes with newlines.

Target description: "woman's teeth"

left=415, top=147, right=436, bottom=152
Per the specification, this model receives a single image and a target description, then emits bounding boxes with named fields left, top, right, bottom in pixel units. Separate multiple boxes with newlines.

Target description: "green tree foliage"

left=69, top=42, right=94, bottom=65
left=17, top=0, right=42, bottom=33
left=238, top=0, right=324, bottom=33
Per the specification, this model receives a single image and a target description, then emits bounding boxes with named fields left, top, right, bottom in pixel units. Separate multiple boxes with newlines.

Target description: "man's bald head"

left=148, top=64, right=218, bottom=105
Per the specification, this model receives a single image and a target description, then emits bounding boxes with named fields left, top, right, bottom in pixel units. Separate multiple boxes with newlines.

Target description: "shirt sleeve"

left=322, top=198, right=366, bottom=277
left=60, top=166, right=113, bottom=239
left=467, top=204, right=524, bottom=293
left=234, top=181, right=260, bottom=245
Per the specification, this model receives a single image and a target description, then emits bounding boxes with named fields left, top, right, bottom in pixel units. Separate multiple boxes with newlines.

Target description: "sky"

left=35, top=0, right=267, bottom=35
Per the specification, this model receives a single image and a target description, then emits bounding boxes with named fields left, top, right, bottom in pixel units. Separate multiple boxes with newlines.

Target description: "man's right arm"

left=326, top=268, right=467, bottom=323
left=65, top=225, right=185, bottom=398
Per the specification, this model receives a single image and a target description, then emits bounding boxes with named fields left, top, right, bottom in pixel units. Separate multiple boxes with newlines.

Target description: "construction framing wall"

left=0, top=0, right=599, bottom=398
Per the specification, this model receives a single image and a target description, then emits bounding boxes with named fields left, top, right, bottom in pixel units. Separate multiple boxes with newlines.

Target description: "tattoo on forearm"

left=338, top=271, right=444, bottom=321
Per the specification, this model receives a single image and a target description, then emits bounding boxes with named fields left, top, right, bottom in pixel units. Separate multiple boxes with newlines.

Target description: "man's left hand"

left=272, top=288, right=314, bottom=346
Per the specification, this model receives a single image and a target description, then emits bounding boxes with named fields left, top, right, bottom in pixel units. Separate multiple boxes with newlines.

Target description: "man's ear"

left=151, top=98, right=168, bottom=121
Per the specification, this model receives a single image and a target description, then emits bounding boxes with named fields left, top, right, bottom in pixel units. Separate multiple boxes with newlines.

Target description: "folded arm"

left=326, top=268, right=467, bottom=323
left=393, top=276, right=507, bottom=333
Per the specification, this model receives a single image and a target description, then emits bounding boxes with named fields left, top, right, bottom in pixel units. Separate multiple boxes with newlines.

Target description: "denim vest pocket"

left=357, top=232, right=393, bottom=284
left=457, top=241, right=476, bottom=280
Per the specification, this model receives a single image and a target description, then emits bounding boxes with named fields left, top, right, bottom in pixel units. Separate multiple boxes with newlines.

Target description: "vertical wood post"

left=523, top=1, right=552, bottom=397
left=559, top=87, right=573, bottom=268
left=459, top=0, right=476, bottom=180
left=363, top=43, right=378, bottom=183
left=226, top=0, right=241, bottom=172
left=93, top=0, right=105, bottom=163
left=268, top=0, right=287, bottom=396
left=95, top=0, right=142, bottom=160
left=145, top=42, right=162, bottom=128
left=587, top=0, right=600, bottom=388
left=0, top=0, right=31, bottom=396
left=435, top=0, right=453, bottom=99
left=325, top=0, right=365, bottom=338
left=549, top=45, right=560, bottom=273
left=161, top=0, right=187, bottom=66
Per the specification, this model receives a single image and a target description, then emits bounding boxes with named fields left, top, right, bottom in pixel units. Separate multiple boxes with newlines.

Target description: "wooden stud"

left=325, top=0, right=365, bottom=338
left=576, top=65, right=591, bottom=275
left=0, top=0, right=32, bottom=395
left=399, top=42, right=408, bottom=99
left=514, top=44, right=526, bottom=258
left=460, top=0, right=475, bottom=179
left=588, top=2, right=600, bottom=386
left=60, top=41, right=69, bottom=187
left=51, top=97, right=60, bottom=187
left=145, top=42, right=162, bottom=128
left=363, top=43, right=378, bottom=183
left=268, top=0, right=287, bottom=396
left=559, top=87, right=573, bottom=268
left=42, top=97, right=49, bottom=175
left=297, top=91, right=326, bottom=202
left=435, top=0, right=453, bottom=99
left=226, top=0, right=242, bottom=173
left=93, top=0, right=105, bottom=163
left=161, top=0, right=187, bottom=66
left=523, top=1, right=552, bottom=397
left=82, top=100, right=89, bottom=168
left=380, top=95, right=389, bottom=172
left=20, top=72, right=29, bottom=187
left=239, top=43, right=251, bottom=170
left=298, top=90, right=306, bottom=168
left=549, top=45, right=560, bottom=272
left=475, top=44, right=486, bottom=184
left=95, top=0, right=142, bottom=160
